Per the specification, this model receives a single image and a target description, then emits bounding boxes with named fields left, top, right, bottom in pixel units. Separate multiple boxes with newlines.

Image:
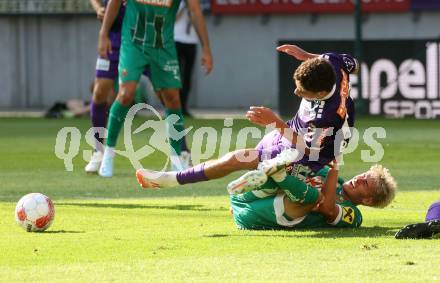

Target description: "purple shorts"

left=256, top=130, right=291, bottom=161
left=95, top=32, right=121, bottom=80
left=95, top=32, right=150, bottom=80
left=255, top=130, right=327, bottom=173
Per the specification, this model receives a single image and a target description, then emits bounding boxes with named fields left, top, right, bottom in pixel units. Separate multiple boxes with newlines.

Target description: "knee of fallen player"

left=230, top=149, right=260, bottom=170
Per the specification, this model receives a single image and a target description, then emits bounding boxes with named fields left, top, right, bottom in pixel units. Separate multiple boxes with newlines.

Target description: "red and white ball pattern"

left=15, top=193, right=55, bottom=232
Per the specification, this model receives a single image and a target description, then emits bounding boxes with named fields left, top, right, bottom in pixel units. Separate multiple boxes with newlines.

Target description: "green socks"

left=165, top=108, right=185, bottom=156
left=275, top=175, right=320, bottom=205
left=106, top=101, right=130, bottom=147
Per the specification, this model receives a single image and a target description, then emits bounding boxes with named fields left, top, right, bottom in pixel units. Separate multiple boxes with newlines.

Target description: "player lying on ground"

left=228, top=155, right=397, bottom=229
left=136, top=45, right=358, bottom=189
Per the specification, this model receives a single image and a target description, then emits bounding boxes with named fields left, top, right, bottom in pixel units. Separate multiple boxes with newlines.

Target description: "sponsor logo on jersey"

left=342, top=206, right=354, bottom=224
left=136, top=0, right=172, bottom=7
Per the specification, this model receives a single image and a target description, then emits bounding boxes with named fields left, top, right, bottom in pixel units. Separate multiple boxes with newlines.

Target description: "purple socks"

left=90, top=102, right=107, bottom=152
left=176, top=163, right=208, bottom=185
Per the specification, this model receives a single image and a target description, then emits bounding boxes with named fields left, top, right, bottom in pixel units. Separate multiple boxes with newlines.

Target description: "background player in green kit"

left=97, top=0, right=213, bottom=177
left=229, top=157, right=397, bottom=230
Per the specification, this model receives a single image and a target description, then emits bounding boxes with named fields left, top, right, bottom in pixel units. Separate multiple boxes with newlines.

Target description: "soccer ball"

left=15, top=193, right=55, bottom=232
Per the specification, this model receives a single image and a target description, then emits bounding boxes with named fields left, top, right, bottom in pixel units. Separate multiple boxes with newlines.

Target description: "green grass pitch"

left=0, top=117, right=440, bottom=282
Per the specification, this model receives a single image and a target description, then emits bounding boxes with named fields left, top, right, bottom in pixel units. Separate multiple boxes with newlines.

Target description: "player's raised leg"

left=136, top=149, right=261, bottom=189
left=227, top=148, right=300, bottom=195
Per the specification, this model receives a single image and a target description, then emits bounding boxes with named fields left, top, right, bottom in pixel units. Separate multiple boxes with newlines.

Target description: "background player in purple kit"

left=136, top=44, right=359, bottom=190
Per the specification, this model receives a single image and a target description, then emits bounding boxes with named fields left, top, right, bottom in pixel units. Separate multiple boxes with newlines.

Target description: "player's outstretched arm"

left=186, top=0, right=213, bottom=74
left=276, top=44, right=319, bottom=61
left=97, top=0, right=121, bottom=59
left=89, top=0, right=105, bottom=20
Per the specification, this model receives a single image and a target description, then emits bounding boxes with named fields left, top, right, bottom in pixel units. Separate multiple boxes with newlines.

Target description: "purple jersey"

left=288, top=52, right=358, bottom=171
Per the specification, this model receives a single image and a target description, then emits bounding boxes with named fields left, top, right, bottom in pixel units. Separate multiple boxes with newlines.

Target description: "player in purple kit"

left=136, top=44, right=359, bottom=190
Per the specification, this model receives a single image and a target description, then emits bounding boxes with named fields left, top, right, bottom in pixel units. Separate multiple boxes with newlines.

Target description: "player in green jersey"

left=228, top=154, right=397, bottom=230
left=97, top=0, right=213, bottom=177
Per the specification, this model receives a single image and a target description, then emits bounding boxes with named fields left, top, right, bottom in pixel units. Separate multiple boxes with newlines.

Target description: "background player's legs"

left=176, top=42, right=197, bottom=117
left=99, top=81, right=137, bottom=177
left=91, top=78, right=114, bottom=152
left=157, top=88, right=190, bottom=169
left=85, top=70, right=118, bottom=173
left=105, top=81, right=137, bottom=148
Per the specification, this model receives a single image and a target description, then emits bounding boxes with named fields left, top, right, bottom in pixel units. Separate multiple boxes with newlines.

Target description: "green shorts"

left=230, top=194, right=305, bottom=230
left=118, top=40, right=182, bottom=90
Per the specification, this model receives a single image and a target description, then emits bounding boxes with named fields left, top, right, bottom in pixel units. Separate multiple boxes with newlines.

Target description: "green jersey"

left=122, top=0, right=181, bottom=49
left=297, top=167, right=362, bottom=228
left=294, top=186, right=362, bottom=229
left=231, top=167, right=363, bottom=229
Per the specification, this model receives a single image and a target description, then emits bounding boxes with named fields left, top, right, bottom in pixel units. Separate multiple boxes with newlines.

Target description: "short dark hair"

left=293, top=57, right=336, bottom=92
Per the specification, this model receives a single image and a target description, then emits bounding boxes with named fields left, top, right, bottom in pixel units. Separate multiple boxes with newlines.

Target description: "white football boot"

left=136, top=169, right=179, bottom=189
left=227, top=170, right=268, bottom=195
left=85, top=151, right=103, bottom=173
left=98, top=147, right=115, bottom=178
left=258, top=148, right=300, bottom=176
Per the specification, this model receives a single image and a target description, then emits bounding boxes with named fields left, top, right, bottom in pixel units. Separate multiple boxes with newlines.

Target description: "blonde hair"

left=368, top=164, right=397, bottom=208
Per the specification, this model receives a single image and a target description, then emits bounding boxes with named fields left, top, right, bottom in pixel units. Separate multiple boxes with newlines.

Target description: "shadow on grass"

left=204, top=226, right=397, bottom=238
left=57, top=202, right=226, bottom=212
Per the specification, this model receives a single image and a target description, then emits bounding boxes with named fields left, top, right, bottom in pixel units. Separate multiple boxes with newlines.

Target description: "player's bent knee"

left=232, top=150, right=259, bottom=169
left=223, top=150, right=258, bottom=170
